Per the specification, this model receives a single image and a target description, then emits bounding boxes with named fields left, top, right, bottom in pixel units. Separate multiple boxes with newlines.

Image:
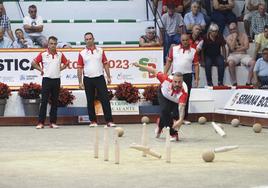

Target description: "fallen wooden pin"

left=130, top=144, right=162, bottom=159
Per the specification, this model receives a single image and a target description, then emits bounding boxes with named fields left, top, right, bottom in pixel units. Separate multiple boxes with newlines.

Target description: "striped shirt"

left=0, top=15, right=11, bottom=31
left=251, top=13, right=268, bottom=35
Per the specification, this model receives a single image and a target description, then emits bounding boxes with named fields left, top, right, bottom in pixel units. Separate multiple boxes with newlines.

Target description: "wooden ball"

left=253, top=123, right=262, bottom=133
left=202, top=151, right=215, bottom=162
left=198, top=116, right=207, bottom=124
left=115, top=127, right=124, bottom=137
left=231, top=118, right=240, bottom=127
left=141, top=116, right=150, bottom=124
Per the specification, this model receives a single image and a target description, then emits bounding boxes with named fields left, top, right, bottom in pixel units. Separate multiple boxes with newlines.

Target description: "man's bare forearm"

left=77, top=68, right=83, bottom=84
left=178, top=104, right=185, bottom=121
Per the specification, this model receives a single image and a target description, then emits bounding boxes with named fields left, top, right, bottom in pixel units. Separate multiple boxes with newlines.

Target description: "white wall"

left=11, top=21, right=154, bottom=42
left=5, top=0, right=149, bottom=20
left=2, top=89, right=236, bottom=116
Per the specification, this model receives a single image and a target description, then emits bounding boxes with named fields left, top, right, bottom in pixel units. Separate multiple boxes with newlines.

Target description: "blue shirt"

left=184, top=12, right=206, bottom=28
left=13, top=38, right=33, bottom=48
left=0, top=37, right=12, bottom=48
left=254, top=58, right=268, bottom=76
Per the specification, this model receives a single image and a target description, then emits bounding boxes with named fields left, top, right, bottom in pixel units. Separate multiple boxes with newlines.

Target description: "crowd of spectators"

left=0, top=0, right=268, bottom=88
left=0, top=3, right=70, bottom=49
left=141, top=0, right=268, bottom=88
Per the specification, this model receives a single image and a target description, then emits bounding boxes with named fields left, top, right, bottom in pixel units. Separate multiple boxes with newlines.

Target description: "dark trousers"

left=205, top=55, right=225, bottom=85
left=83, top=75, right=113, bottom=123
left=211, top=10, right=237, bottom=33
left=158, top=89, right=178, bottom=136
left=164, top=33, right=181, bottom=62
left=38, top=77, right=60, bottom=124
left=259, top=76, right=268, bottom=86
left=183, top=73, right=192, bottom=119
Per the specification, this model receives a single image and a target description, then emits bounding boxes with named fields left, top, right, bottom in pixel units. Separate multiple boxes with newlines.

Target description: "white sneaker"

left=89, top=122, right=98, bottom=127
left=49, top=123, right=59, bottom=129
left=183, top=120, right=191, bottom=125
left=107, top=122, right=116, bottom=127
left=170, top=134, right=179, bottom=142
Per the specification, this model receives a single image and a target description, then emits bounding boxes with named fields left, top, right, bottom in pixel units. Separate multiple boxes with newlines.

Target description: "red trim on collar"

left=47, top=49, right=58, bottom=56
left=86, top=45, right=97, bottom=54
left=179, top=44, right=190, bottom=53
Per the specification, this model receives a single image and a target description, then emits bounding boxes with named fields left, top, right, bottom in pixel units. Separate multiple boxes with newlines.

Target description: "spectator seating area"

left=5, top=0, right=154, bottom=46
left=2, top=0, right=259, bottom=87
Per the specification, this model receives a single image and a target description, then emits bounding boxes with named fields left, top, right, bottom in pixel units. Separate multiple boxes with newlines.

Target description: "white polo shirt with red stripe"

left=168, top=44, right=199, bottom=74
left=77, top=46, right=108, bottom=78
left=157, top=72, right=188, bottom=104
left=34, top=50, right=68, bottom=79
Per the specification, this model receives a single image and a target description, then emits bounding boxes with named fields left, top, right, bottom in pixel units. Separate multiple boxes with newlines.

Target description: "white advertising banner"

left=224, top=89, right=268, bottom=113
left=0, top=48, right=163, bottom=87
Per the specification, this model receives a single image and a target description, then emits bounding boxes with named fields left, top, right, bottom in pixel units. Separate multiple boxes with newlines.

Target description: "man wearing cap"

left=139, top=26, right=161, bottom=47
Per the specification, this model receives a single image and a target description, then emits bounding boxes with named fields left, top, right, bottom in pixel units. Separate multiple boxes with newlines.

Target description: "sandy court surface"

left=0, top=122, right=268, bottom=188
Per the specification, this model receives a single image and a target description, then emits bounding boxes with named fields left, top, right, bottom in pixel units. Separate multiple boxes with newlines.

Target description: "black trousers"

left=83, top=75, right=113, bottom=123
left=38, top=77, right=60, bottom=124
left=158, top=89, right=178, bottom=136
left=183, top=73, right=192, bottom=119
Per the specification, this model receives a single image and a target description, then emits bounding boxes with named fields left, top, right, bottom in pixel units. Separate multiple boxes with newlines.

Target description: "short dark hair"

left=48, top=36, right=58, bottom=42
left=29, top=5, right=37, bottom=10
left=15, top=28, right=23, bottom=33
left=264, top=25, right=268, bottom=30
left=84, top=32, right=94, bottom=38
left=262, top=47, right=268, bottom=53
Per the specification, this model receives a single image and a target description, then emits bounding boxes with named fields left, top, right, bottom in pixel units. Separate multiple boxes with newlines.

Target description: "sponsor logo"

left=116, top=72, right=133, bottom=80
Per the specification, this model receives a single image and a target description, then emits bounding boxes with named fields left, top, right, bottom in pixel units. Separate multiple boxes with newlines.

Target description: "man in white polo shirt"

left=164, top=34, right=199, bottom=125
left=23, top=4, right=47, bottom=48
left=133, top=62, right=188, bottom=142
left=31, top=36, right=69, bottom=129
left=77, top=32, right=115, bottom=128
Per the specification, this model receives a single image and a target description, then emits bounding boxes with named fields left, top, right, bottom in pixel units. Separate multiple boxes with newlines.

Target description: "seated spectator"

left=244, top=0, right=265, bottom=40
left=254, top=25, right=268, bottom=60
left=13, top=28, right=33, bottom=48
left=139, top=26, right=161, bottom=47
left=195, top=0, right=211, bottom=32
left=211, top=0, right=237, bottom=33
left=254, top=47, right=268, bottom=88
left=184, top=1, right=206, bottom=33
left=161, top=3, right=184, bottom=61
left=23, top=5, right=47, bottom=48
left=202, top=23, right=226, bottom=86
left=162, top=0, right=183, bottom=14
left=57, top=42, right=72, bottom=48
left=0, top=26, right=12, bottom=48
left=226, top=22, right=255, bottom=86
left=0, top=4, right=15, bottom=42
left=251, top=3, right=268, bottom=38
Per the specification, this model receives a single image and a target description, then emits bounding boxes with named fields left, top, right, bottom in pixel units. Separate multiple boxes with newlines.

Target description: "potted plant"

left=51, top=87, right=75, bottom=107
left=143, top=85, right=160, bottom=105
left=49, top=88, right=75, bottom=116
left=18, top=82, right=42, bottom=116
left=0, top=82, right=12, bottom=116
left=115, top=82, right=139, bottom=103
